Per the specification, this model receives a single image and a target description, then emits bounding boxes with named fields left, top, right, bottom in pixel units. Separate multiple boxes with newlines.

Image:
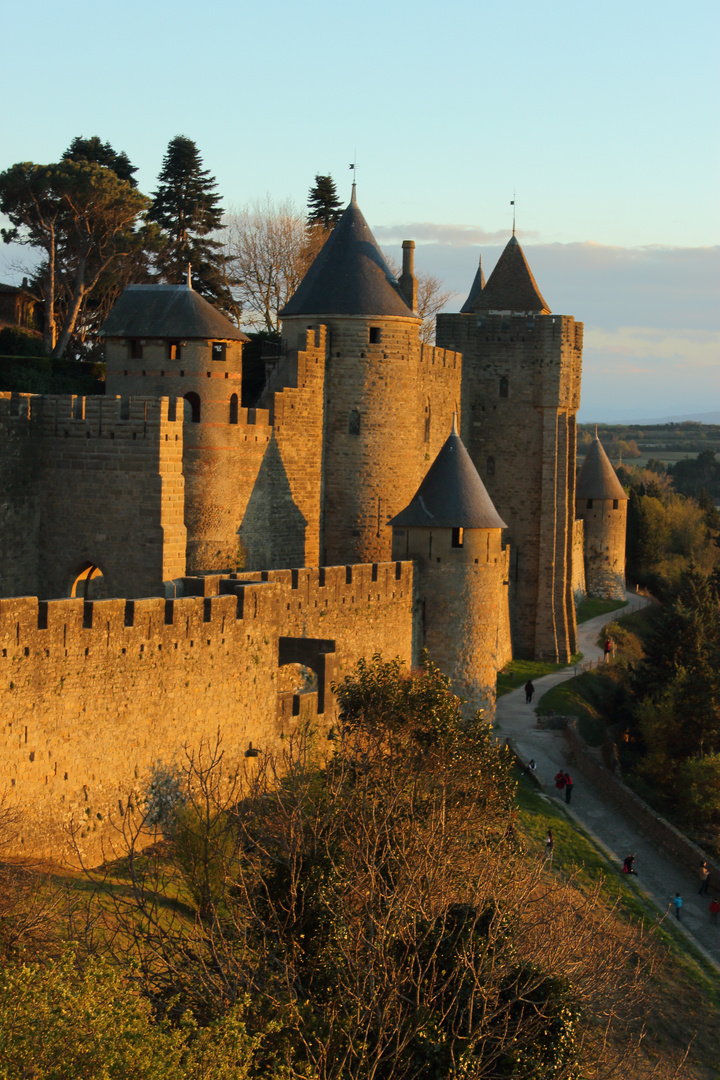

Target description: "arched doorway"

left=70, top=562, right=107, bottom=600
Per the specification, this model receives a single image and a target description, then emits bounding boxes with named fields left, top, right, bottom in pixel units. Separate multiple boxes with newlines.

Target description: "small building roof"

left=390, top=417, right=506, bottom=530
left=576, top=436, right=627, bottom=501
left=460, top=255, right=486, bottom=313
left=279, top=188, right=416, bottom=319
left=470, top=235, right=550, bottom=314
left=101, top=284, right=249, bottom=341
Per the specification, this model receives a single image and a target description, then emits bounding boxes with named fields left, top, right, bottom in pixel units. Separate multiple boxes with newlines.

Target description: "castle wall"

left=572, top=518, right=586, bottom=600
left=0, top=394, right=186, bottom=601
left=577, top=498, right=627, bottom=600
left=282, top=315, right=462, bottom=567
left=0, top=395, right=42, bottom=596
left=436, top=312, right=583, bottom=661
left=0, top=562, right=413, bottom=865
left=180, top=328, right=326, bottom=574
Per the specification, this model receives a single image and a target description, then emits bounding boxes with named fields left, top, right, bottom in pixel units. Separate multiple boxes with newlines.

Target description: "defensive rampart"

left=0, top=561, right=413, bottom=865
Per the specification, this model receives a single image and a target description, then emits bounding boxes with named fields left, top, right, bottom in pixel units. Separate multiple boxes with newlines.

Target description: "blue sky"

left=1, top=0, right=718, bottom=420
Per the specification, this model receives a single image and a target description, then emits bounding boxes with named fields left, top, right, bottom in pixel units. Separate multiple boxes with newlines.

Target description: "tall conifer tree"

left=149, top=136, right=233, bottom=310
left=307, top=174, right=342, bottom=230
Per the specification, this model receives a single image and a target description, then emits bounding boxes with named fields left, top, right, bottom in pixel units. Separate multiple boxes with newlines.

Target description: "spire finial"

left=595, top=424, right=598, bottom=439
left=349, top=156, right=358, bottom=202
left=511, top=190, right=516, bottom=237
left=187, top=263, right=192, bottom=289
left=451, top=412, right=459, bottom=436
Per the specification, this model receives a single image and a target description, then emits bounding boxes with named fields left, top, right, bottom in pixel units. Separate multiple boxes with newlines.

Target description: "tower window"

left=129, top=340, right=142, bottom=360
left=369, top=327, right=381, bottom=344
left=487, top=456, right=495, bottom=477
left=212, top=342, right=227, bottom=361
left=229, top=394, right=239, bottom=424
left=499, top=376, right=508, bottom=398
left=348, top=409, right=361, bottom=436
left=451, top=527, right=464, bottom=548
left=424, top=401, right=431, bottom=443
left=184, top=392, right=201, bottom=423
left=613, top=499, right=619, bottom=510
left=167, top=340, right=182, bottom=360
left=587, top=499, right=593, bottom=509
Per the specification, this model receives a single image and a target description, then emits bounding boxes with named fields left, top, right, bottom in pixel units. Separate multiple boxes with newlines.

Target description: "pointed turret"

left=576, top=435, right=627, bottom=502
left=390, top=418, right=510, bottom=715
left=460, top=255, right=486, bottom=313
left=471, top=235, right=550, bottom=314
left=576, top=434, right=628, bottom=601
left=390, top=416, right=506, bottom=530
left=279, top=193, right=415, bottom=318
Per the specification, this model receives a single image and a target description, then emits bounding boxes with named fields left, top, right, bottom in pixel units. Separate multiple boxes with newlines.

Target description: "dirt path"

left=496, top=595, right=720, bottom=972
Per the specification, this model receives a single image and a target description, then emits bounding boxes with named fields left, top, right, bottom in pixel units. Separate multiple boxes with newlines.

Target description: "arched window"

left=424, top=400, right=431, bottom=443
left=348, top=409, right=360, bottom=436
left=499, top=376, right=509, bottom=399
left=183, top=392, right=201, bottom=423
left=229, top=394, right=239, bottom=424
left=487, top=456, right=495, bottom=476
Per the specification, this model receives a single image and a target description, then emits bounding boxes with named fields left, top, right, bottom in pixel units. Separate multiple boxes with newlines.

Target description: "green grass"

left=496, top=655, right=582, bottom=697
left=534, top=673, right=612, bottom=745
left=576, top=596, right=628, bottom=623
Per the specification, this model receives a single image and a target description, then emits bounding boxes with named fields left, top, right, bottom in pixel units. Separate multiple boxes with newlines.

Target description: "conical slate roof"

left=390, top=418, right=506, bottom=530
left=279, top=189, right=416, bottom=319
left=101, top=284, right=249, bottom=341
left=460, top=255, right=486, bottom=313
left=576, top=436, right=627, bottom=501
left=471, top=235, right=550, bottom=314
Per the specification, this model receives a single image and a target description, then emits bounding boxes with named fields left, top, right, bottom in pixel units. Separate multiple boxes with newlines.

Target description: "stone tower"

left=280, top=187, right=462, bottom=566
left=390, top=417, right=511, bottom=714
left=436, top=236, right=583, bottom=662
left=576, top=434, right=628, bottom=600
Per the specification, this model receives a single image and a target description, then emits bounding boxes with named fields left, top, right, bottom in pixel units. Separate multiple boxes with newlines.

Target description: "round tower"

left=280, top=187, right=433, bottom=566
left=576, top=434, right=628, bottom=600
left=390, top=418, right=509, bottom=715
left=102, top=282, right=250, bottom=573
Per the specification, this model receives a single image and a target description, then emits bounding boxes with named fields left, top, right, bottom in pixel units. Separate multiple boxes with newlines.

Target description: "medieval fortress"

left=0, top=190, right=628, bottom=861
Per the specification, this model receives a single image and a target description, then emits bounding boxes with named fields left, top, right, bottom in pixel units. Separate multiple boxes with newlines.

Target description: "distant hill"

left=601, top=410, right=720, bottom=425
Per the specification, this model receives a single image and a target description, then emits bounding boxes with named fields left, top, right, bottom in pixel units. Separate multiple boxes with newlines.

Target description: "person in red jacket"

left=554, top=771, right=566, bottom=798
left=563, top=772, right=574, bottom=804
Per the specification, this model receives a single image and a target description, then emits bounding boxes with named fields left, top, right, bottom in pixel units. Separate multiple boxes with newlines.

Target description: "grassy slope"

left=516, top=770, right=720, bottom=1078
left=576, top=596, right=628, bottom=623
left=497, top=655, right=582, bottom=697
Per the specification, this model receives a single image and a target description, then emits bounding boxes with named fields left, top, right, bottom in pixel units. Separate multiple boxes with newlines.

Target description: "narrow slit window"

left=613, top=499, right=619, bottom=510
left=587, top=499, right=593, bottom=509
left=167, top=340, right=182, bottom=361
left=451, top=527, right=464, bottom=548
left=348, top=409, right=361, bottom=436
left=229, top=394, right=239, bottom=424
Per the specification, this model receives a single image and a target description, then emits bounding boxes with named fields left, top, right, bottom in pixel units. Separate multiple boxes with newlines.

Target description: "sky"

left=1, top=0, right=718, bottom=421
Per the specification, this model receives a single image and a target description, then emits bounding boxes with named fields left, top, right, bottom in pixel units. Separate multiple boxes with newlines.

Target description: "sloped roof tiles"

left=390, top=418, right=506, bottom=530
left=470, top=235, right=550, bottom=314
left=280, top=190, right=416, bottom=319
left=576, top=436, right=627, bottom=501
left=101, top=284, right=249, bottom=341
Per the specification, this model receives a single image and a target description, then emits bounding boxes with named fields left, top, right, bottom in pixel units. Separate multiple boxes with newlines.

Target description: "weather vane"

left=349, top=155, right=359, bottom=194
left=511, top=190, right=516, bottom=236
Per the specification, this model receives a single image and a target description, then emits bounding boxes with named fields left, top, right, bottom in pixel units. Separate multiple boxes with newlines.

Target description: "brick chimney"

left=398, top=240, right=418, bottom=312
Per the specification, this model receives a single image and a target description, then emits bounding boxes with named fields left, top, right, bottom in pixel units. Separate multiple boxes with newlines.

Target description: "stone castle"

left=0, top=188, right=628, bottom=861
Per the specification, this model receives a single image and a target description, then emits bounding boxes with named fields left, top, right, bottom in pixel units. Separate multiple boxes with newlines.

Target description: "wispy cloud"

left=373, top=223, right=541, bottom=246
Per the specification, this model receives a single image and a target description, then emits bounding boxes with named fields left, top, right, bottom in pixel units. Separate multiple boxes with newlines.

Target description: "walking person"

left=603, top=637, right=613, bottom=663
left=564, top=771, right=574, bottom=804
left=545, top=828, right=554, bottom=860
left=698, top=861, right=710, bottom=896
left=622, top=855, right=637, bottom=876
left=673, top=893, right=683, bottom=920
left=554, top=771, right=566, bottom=799
left=524, top=679, right=535, bottom=704
left=710, top=898, right=720, bottom=926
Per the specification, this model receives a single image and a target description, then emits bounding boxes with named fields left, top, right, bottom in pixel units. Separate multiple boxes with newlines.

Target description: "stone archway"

left=69, top=561, right=108, bottom=600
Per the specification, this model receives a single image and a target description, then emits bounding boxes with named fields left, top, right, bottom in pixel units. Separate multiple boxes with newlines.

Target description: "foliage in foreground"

left=68, top=656, right=662, bottom=1079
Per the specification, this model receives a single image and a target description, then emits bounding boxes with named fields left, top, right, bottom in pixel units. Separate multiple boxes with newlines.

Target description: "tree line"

left=0, top=137, right=449, bottom=361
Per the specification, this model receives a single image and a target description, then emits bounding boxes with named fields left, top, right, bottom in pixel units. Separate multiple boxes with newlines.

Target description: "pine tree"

left=149, top=136, right=233, bottom=310
left=63, top=136, right=138, bottom=187
left=307, top=174, right=342, bottom=230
